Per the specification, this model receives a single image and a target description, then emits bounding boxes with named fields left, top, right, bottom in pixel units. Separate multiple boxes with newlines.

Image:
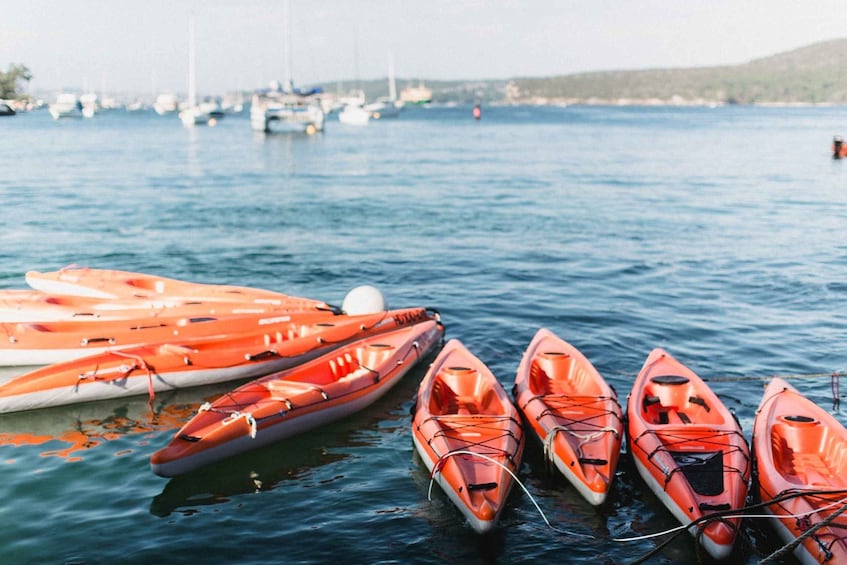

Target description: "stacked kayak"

left=0, top=288, right=328, bottom=323
left=412, top=339, right=524, bottom=534
left=753, top=377, right=847, bottom=563
left=0, top=266, right=332, bottom=324
left=151, top=314, right=443, bottom=476
left=0, top=267, right=341, bottom=366
left=24, top=266, right=302, bottom=302
left=513, top=328, right=623, bottom=505
left=0, top=310, right=345, bottom=366
left=0, top=307, right=435, bottom=413
left=627, top=348, right=750, bottom=560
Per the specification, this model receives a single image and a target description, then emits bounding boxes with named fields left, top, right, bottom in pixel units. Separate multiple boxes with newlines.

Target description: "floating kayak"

left=0, top=307, right=343, bottom=366
left=627, top=348, right=750, bottom=560
left=151, top=314, right=444, bottom=477
left=412, top=339, right=524, bottom=534
left=25, top=266, right=310, bottom=303
left=0, top=307, right=436, bottom=413
left=753, top=377, right=847, bottom=564
left=513, top=328, right=622, bottom=505
left=0, top=288, right=332, bottom=323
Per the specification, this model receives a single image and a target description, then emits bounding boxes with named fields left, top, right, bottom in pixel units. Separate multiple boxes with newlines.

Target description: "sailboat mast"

left=388, top=52, right=396, bottom=101
left=187, top=15, right=197, bottom=107
left=284, top=0, right=294, bottom=92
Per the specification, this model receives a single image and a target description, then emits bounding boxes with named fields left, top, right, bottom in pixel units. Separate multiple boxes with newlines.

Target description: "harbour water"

left=1, top=104, right=846, bottom=563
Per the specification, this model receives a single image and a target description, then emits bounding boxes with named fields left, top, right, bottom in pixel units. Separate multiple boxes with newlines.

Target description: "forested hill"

left=505, top=38, right=847, bottom=105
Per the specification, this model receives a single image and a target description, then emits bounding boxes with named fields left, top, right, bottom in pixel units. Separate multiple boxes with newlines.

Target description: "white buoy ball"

left=342, top=285, right=387, bottom=315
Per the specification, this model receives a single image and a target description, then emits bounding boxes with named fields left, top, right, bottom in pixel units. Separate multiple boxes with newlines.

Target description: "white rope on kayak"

left=222, top=411, right=257, bottom=438
left=542, top=425, right=619, bottom=470
left=427, top=449, right=593, bottom=539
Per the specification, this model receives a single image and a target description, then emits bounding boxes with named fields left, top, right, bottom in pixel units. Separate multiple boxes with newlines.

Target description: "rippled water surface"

left=1, top=105, right=846, bottom=563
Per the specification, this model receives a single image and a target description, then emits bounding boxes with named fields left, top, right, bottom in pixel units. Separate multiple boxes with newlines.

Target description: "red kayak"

left=151, top=314, right=443, bottom=477
left=754, top=377, right=847, bottom=563
left=627, top=348, right=750, bottom=560
left=513, top=328, right=622, bottom=505
left=412, top=339, right=524, bottom=534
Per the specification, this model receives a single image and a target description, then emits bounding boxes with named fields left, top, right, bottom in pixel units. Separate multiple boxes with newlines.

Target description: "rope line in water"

left=613, top=489, right=847, bottom=565
left=605, top=370, right=845, bottom=383
left=426, top=449, right=593, bottom=539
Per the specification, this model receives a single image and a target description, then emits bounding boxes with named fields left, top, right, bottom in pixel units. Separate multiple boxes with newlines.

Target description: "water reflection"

left=0, top=382, right=234, bottom=461
left=149, top=426, right=353, bottom=517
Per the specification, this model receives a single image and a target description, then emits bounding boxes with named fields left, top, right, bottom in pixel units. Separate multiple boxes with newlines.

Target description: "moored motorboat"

left=0, top=307, right=438, bottom=413
left=513, top=328, right=622, bottom=505
left=753, top=377, right=847, bottom=564
left=250, top=85, right=325, bottom=134
left=337, top=103, right=370, bottom=126
left=412, top=339, right=524, bottom=534
left=150, top=313, right=443, bottom=476
left=48, top=93, right=83, bottom=119
left=627, top=348, right=750, bottom=560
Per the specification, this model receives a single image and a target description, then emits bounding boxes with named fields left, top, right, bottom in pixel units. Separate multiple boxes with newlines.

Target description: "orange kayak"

left=0, top=307, right=437, bottom=413
left=25, top=266, right=309, bottom=303
left=513, top=328, right=622, bottom=505
left=412, top=339, right=525, bottom=534
left=753, top=377, right=847, bottom=563
left=0, top=306, right=343, bottom=366
left=151, top=315, right=444, bottom=477
left=0, top=288, right=333, bottom=323
left=627, top=348, right=750, bottom=560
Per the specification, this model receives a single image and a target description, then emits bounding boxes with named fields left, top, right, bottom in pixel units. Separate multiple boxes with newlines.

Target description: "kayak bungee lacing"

left=426, top=448, right=593, bottom=539
left=524, top=393, right=622, bottom=470
left=424, top=415, right=522, bottom=464
left=631, top=428, right=749, bottom=490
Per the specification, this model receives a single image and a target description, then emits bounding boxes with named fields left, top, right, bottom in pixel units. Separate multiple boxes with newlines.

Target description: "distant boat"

left=338, top=103, right=370, bottom=126
left=80, top=92, right=98, bottom=118
left=0, top=102, right=15, bottom=116
left=179, top=15, right=222, bottom=127
left=400, top=81, right=432, bottom=105
left=364, top=53, right=404, bottom=119
left=250, top=3, right=323, bottom=134
left=153, top=93, right=179, bottom=115
left=251, top=83, right=325, bottom=134
left=48, top=93, right=83, bottom=119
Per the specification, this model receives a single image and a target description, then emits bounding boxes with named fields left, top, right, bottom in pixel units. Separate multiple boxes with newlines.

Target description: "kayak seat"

left=771, top=421, right=847, bottom=486
left=529, top=362, right=553, bottom=395
left=455, top=395, right=479, bottom=415
left=430, top=379, right=459, bottom=415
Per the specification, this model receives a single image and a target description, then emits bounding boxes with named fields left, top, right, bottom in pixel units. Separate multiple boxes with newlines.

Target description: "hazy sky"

left=2, top=0, right=844, bottom=97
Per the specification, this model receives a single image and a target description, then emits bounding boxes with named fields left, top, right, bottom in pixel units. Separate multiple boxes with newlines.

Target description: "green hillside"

left=506, top=38, right=847, bottom=105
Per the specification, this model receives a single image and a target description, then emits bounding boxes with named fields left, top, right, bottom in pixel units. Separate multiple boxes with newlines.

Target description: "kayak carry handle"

left=578, top=457, right=608, bottom=466
left=467, top=482, right=497, bottom=491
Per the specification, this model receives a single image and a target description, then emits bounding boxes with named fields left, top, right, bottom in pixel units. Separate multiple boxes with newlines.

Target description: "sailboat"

left=179, top=16, right=223, bottom=127
left=250, top=1, right=324, bottom=134
left=364, top=53, right=404, bottom=119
